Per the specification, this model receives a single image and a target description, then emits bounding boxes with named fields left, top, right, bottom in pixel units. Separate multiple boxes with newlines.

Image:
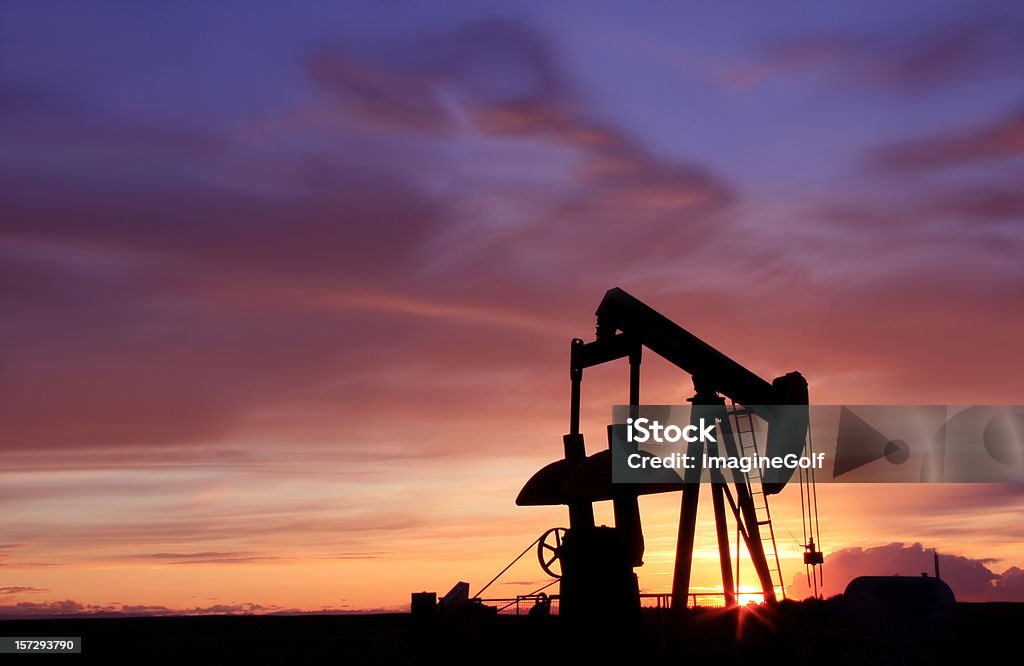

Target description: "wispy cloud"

left=870, top=105, right=1024, bottom=172
left=0, top=586, right=48, bottom=595
left=743, top=12, right=1024, bottom=92
left=0, top=599, right=285, bottom=619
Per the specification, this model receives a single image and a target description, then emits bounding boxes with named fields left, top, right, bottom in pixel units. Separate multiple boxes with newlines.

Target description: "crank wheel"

left=537, top=527, right=567, bottom=578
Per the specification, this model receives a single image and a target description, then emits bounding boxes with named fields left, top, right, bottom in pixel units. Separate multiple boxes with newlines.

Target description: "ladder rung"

left=734, top=396, right=784, bottom=598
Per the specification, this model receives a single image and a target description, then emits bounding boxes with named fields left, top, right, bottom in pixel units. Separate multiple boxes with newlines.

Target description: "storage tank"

left=844, top=575, right=955, bottom=631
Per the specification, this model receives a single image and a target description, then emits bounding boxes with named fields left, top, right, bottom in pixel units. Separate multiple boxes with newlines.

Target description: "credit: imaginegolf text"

left=623, top=416, right=826, bottom=473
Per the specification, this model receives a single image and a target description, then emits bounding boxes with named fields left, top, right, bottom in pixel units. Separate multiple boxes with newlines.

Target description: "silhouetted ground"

left=1, top=600, right=1021, bottom=664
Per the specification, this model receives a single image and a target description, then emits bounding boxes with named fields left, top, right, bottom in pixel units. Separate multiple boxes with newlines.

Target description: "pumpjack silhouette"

left=517, top=288, right=811, bottom=623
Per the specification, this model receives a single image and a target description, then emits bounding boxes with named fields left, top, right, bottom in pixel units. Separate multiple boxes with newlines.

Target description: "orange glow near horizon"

left=3, top=339, right=1024, bottom=613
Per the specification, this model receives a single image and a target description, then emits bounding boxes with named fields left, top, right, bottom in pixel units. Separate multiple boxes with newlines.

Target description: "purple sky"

left=1, top=1, right=1022, bottom=613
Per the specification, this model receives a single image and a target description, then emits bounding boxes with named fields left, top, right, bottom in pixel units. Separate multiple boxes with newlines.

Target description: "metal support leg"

left=672, top=480, right=700, bottom=610
left=711, top=480, right=736, bottom=607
